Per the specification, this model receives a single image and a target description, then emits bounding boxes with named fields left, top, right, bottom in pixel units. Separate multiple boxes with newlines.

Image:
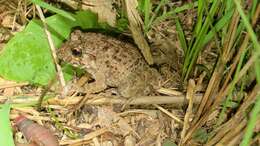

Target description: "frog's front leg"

left=84, top=71, right=107, bottom=93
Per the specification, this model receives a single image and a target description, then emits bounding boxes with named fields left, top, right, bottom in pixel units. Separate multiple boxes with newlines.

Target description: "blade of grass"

left=182, top=0, right=221, bottom=81
left=153, top=1, right=199, bottom=25
left=194, top=0, right=204, bottom=35
left=250, top=0, right=258, bottom=19
left=0, top=104, right=15, bottom=146
left=202, top=8, right=234, bottom=46
left=220, top=0, right=234, bottom=45
left=175, top=17, right=188, bottom=54
left=143, top=0, right=151, bottom=32
left=185, top=4, right=260, bottom=144
left=234, top=0, right=260, bottom=83
left=154, top=0, right=215, bottom=26
left=240, top=95, right=260, bottom=146
left=147, top=0, right=168, bottom=31
left=255, top=57, right=260, bottom=83
left=217, top=44, right=249, bottom=126
left=233, top=0, right=260, bottom=51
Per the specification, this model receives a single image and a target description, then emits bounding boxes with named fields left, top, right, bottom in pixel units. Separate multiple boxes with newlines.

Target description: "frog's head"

left=58, top=30, right=84, bottom=67
left=58, top=30, right=97, bottom=71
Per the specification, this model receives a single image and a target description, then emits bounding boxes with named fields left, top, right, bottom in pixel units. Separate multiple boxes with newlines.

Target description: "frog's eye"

left=71, top=48, right=82, bottom=57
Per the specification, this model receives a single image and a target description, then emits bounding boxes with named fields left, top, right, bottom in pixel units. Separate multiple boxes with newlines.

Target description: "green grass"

left=182, top=0, right=221, bottom=81
left=161, top=0, right=259, bottom=145
left=241, top=95, right=260, bottom=146
left=233, top=0, right=260, bottom=145
left=0, top=104, right=15, bottom=146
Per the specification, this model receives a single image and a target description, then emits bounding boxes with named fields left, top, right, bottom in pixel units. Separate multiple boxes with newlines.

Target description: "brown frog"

left=58, top=30, right=162, bottom=97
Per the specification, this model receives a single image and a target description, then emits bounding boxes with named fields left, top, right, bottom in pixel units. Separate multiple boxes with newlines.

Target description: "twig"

left=35, top=5, right=67, bottom=98
left=1, top=94, right=203, bottom=107
left=0, top=82, right=28, bottom=89
left=179, top=79, right=195, bottom=146
left=157, top=87, right=183, bottom=96
left=153, top=104, right=183, bottom=124
left=59, top=127, right=109, bottom=145
left=37, top=77, right=56, bottom=110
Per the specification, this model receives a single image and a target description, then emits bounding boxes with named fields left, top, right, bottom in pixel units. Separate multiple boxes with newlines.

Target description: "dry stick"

left=59, top=127, right=109, bottom=145
left=0, top=82, right=28, bottom=89
left=179, top=79, right=195, bottom=146
left=11, top=0, right=20, bottom=31
left=35, top=5, right=67, bottom=97
left=37, top=77, right=56, bottom=109
left=157, top=87, right=183, bottom=96
left=0, top=94, right=203, bottom=106
left=183, top=6, right=260, bottom=143
left=153, top=104, right=183, bottom=124
left=196, top=71, right=207, bottom=91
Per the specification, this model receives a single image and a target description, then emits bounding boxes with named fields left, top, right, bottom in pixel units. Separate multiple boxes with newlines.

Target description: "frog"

left=58, top=30, right=162, bottom=97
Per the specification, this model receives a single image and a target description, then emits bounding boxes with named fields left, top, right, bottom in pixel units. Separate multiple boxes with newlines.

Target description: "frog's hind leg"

left=117, top=75, right=151, bottom=98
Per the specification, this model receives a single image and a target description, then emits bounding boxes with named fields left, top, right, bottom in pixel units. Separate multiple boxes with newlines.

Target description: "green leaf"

left=0, top=11, right=99, bottom=85
left=31, top=0, right=75, bottom=21
left=193, top=128, right=209, bottom=143
left=137, top=0, right=145, bottom=14
left=175, top=18, right=187, bottom=54
left=202, top=8, right=234, bottom=46
left=182, top=0, right=221, bottom=81
left=74, top=11, right=99, bottom=29
left=0, top=15, right=74, bottom=85
left=0, top=104, right=15, bottom=146
left=143, top=0, right=151, bottom=32
left=234, top=0, right=260, bottom=53
left=61, top=63, right=85, bottom=81
left=116, top=18, right=129, bottom=32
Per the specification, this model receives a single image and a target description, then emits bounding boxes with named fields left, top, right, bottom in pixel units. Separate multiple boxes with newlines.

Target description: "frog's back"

left=81, top=32, right=149, bottom=87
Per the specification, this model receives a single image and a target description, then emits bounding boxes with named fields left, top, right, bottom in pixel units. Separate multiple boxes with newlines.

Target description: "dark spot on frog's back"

left=114, top=56, right=122, bottom=62
left=114, top=48, right=120, bottom=54
left=122, top=61, right=127, bottom=65
left=105, top=60, right=110, bottom=65
left=121, top=53, right=127, bottom=58
left=127, top=51, right=133, bottom=56
left=102, top=45, right=109, bottom=52
left=105, top=60, right=110, bottom=68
